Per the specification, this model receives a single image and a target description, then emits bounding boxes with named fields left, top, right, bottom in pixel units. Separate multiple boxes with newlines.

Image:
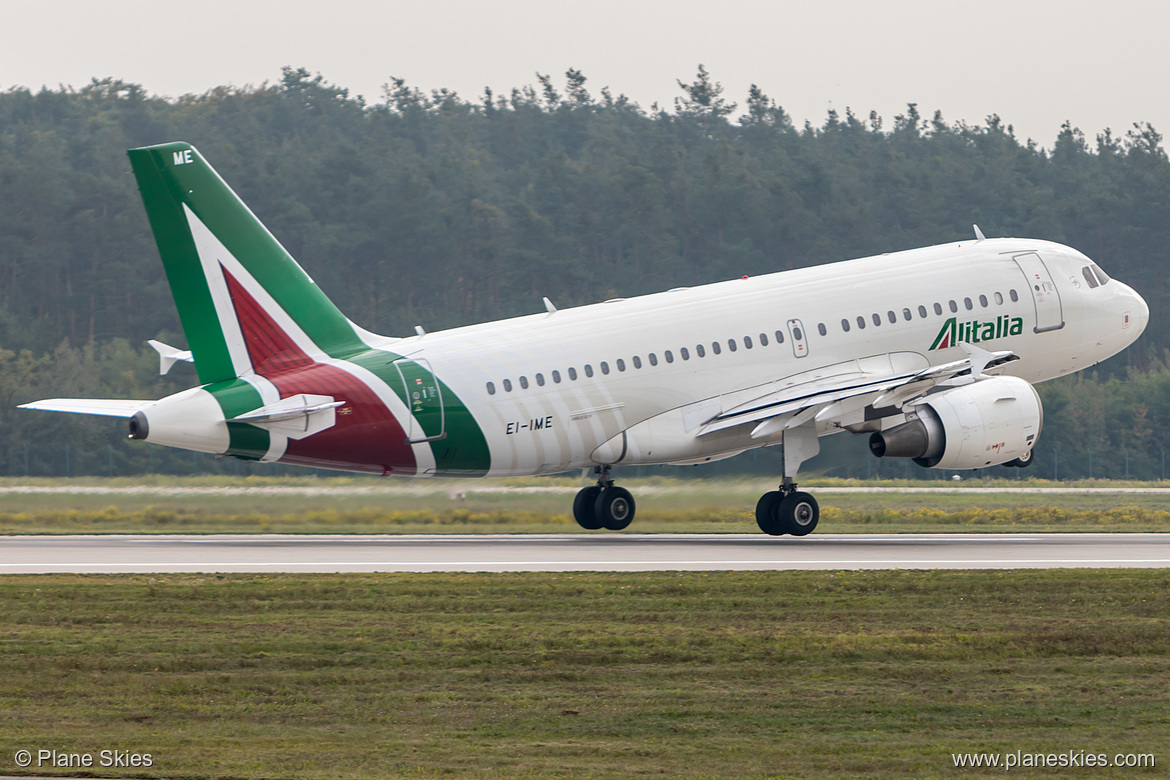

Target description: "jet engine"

left=868, top=375, right=1042, bottom=469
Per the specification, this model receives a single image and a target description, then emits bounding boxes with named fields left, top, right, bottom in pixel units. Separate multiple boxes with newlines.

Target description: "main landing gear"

left=755, top=477, right=819, bottom=536
left=572, top=465, right=636, bottom=531
left=755, top=423, right=821, bottom=536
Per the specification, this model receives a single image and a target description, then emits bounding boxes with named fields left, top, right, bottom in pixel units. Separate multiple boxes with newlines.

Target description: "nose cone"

left=1124, top=282, right=1150, bottom=339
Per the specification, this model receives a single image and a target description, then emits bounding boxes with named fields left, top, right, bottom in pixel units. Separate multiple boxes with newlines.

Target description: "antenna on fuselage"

left=973, top=224, right=987, bottom=242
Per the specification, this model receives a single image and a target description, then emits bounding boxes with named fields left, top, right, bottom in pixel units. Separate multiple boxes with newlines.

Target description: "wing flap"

left=699, top=345, right=1019, bottom=436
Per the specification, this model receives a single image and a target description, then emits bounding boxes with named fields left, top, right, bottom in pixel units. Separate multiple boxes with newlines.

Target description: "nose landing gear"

left=573, top=465, right=636, bottom=531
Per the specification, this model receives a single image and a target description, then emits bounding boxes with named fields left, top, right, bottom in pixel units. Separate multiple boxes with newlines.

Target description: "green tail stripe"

left=128, top=142, right=367, bottom=383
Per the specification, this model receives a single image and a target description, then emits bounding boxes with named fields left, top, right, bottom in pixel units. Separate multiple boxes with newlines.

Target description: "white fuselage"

left=371, top=238, right=1148, bottom=476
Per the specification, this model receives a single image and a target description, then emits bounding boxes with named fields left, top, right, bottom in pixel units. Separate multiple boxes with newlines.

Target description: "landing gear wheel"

left=594, top=486, right=635, bottom=531
left=780, top=491, right=819, bottom=536
left=1005, top=450, right=1034, bottom=468
left=755, top=491, right=785, bottom=536
left=573, top=486, right=605, bottom=530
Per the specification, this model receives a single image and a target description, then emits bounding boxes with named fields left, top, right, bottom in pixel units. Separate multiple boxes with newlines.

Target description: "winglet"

left=543, top=296, right=558, bottom=313
left=973, top=224, right=987, bottom=242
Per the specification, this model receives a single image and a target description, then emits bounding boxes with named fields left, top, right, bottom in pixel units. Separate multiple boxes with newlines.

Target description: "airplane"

left=20, top=142, right=1149, bottom=535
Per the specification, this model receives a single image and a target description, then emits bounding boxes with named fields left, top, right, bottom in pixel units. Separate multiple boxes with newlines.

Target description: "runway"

left=1, top=533, right=1167, bottom=573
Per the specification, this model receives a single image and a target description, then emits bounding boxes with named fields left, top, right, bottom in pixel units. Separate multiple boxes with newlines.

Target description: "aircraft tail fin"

left=127, top=142, right=368, bottom=384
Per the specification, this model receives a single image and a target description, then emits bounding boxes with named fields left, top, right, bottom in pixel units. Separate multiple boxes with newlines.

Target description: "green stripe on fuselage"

left=348, top=350, right=491, bottom=476
left=204, top=378, right=270, bottom=460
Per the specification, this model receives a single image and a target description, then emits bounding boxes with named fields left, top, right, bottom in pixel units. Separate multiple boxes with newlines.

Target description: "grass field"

left=0, top=570, right=1165, bottom=778
left=1, top=476, right=1169, bottom=534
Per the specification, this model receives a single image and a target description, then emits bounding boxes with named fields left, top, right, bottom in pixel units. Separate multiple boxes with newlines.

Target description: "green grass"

left=1, top=476, right=1169, bottom=533
left=0, top=570, right=1165, bottom=778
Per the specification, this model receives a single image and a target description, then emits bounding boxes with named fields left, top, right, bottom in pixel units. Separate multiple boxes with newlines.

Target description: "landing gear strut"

left=573, top=465, right=636, bottom=531
left=756, top=424, right=821, bottom=536
left=755, top=477, right=819, bottom=536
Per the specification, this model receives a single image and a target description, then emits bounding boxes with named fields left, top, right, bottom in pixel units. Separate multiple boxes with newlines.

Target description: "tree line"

left=0, top=66, right=1166, bottom=478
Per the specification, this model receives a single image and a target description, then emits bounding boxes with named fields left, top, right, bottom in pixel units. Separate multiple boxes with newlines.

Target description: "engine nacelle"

left=868, top=375, right=1042, bottom=469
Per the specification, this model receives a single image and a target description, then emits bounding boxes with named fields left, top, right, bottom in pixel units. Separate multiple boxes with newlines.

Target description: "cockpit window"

left=1082, top=266, right=1100, bottom=289
left=1091, top=264, right=1110, bottom=285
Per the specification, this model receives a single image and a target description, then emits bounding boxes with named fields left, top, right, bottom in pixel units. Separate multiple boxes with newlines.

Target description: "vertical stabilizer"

left=128, top=142, right=366, bottom=384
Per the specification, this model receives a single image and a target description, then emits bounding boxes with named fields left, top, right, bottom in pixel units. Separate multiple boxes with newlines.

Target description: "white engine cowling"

left=868, top=375, right=1042, bottom=469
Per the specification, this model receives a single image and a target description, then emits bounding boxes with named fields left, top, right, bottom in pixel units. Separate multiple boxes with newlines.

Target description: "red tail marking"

left=222, top=268, right=417, bottom=474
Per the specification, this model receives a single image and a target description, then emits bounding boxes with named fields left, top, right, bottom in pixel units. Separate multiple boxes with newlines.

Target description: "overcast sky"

left=4, top=0, right=1168, bottom=146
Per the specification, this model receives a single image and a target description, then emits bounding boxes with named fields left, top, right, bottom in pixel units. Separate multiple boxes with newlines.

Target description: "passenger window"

left=536, top=373, right=545, bottom=387
left=775, top=330, right=785, bottom=344
left=949, top=300, right=958, bottom=313
left=712, top=342, right=722, bottom=355
left=872, top=313, right=881, bottom=326
left=584, top=364, right=594, bottom=378
left=856, top=316, right=866, bottom=330
left=759, top=332, right=768, bottom=346
left=665, top=350, right=674, bottom=363
left=841, top=318, right=851, bottom=333
left=887, top=310, right=896, bottom=324
left=918, top=305, right=928, bottom=318
left=1009, top=289, right=1019, bottom=302
left=552, top=370, right=562, bottom=383
left=696, top=344, right=706, bottom=357
left=902, top=308, right=912, bottom=321
left=964, top=297, right=973, bottom=310
left=649, top=353, right=659, bottom=365
left=600, top=362, right=610, bottom=375
left=1082, top=267, right=1099, bottom=288
left=520, top=376, right=529, bottom=389
left=616, top=358, right=626, bottom=372
left=568, top=367, right=577, bottom=381
left=933, top=302, right=943, bottom=315
left=633, top=356, right=642, bottom=369
left=994, top=292, right=1004, bottom=305
left=487, top=381, right=496, bottom=395
left=727, top=340, right=737, bottom=353
left=815, top=323, right=824, bottom=336
left=792, top=326, right=803, bottom=340
left=681, top=347, right=690, bottom=360
left=503, top=379, right=513, bottom=392
left=744, top=336, right=753, bottom=349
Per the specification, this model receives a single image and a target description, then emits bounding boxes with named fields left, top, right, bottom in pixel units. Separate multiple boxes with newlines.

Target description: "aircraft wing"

left=17, top=399, right=156, bottom=418
left=699, top=343, right=1018, bottom=438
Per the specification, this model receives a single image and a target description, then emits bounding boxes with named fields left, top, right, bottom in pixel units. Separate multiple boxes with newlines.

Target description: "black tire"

left=573, top=486, right=605, bottom=530
left=755, top=490, right=785, bottom=536
left=780, top=491, right=819, bottom=536
left=594, top=486, right=636, bottom=531
left=1005, top=450, right=1034, bottom=468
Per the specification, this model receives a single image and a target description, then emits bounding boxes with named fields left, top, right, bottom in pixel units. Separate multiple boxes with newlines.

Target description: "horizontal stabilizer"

left=17, top=398, right=156, bottom=418
left=147, top=339, right=194, bottom=376
left=230, top=394, right=344, bottom=439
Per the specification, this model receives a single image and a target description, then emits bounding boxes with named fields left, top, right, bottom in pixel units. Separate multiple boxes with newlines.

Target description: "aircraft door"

left=787, top=318, right=809, bottom=358
left=1013, top=252, right=1065, bottom=333
left=393, top=358, right=447, bottom=443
